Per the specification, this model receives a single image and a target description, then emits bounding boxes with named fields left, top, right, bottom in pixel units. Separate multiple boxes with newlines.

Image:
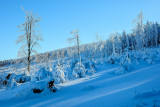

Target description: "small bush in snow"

left=53, top=65, right=65, bottom=84
left=145, top=49, right=160, bottom=64
left=0, top=73, right=16, bottom=88
left=115, top=54, right=131, bottom=74
left=14, top=74, right=31, bottom=83
left=11, top=79, right=17, bottom=87
left=71, top=70, right=79, bottom=79
left=15, top=74, right=25, bottom=83
left=107, top=54, right=119, bottom=64
left=32, top=66, right=53, bottom=81
left=73, top=62, right=87, bottom=78
left=86, top=61, right=96, bottom=75
left=87, top=66, right=96, bottom=75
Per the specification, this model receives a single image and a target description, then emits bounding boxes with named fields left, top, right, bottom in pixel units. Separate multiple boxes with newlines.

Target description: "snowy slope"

left=0, top=64, right=160, bottom=107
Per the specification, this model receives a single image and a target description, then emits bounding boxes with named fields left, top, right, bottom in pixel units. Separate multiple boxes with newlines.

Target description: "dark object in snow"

left=6, top=73, right=11, bottom=80
left=78, top=73, right=83, bottom=78
left=15, top=74, right=25, bottom=83
left=107, top=58, right=115, bottom=64
left=17, top=78, right=25, bottom=83
left=3, top=80, right=7, bottom=85
left=48, top=80, right=56, bottom=93
left=32, top=88, right=44, bottom=93
left=15, top=74, right=31, bottom=83
left=52, top=88, right=56, bottom=93
left=48, top=80, right=54, bottom=87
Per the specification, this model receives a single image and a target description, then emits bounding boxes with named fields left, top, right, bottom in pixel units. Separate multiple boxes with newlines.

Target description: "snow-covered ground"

left=0, top=63, right=160, bottom=107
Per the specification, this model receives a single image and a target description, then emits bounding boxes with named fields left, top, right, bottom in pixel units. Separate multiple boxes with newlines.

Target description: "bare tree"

left=16, top=10, right=42, bottom=74
left=67, top=29, right=80, bottom=60
left=133, top=9, right=143, bottom=29
left=132, top=9, right=145, bottom=50
left=96, top=32, right=99, bottom=43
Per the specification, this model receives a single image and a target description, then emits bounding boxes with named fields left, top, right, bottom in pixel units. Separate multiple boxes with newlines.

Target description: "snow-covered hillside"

left=1, top=18, right=160, bottom=106
left=0, top=63, right=160, bottom=107
left=1, top=1, right=160, bottom=106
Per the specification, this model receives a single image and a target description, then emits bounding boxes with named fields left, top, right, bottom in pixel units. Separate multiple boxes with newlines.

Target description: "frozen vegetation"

left=0, top=11, right=160, bottom=106
left=0, top=58, right=160, bottom=107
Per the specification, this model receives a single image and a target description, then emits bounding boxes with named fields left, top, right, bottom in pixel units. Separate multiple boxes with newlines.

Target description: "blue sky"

left=0, top=0, right=160, bottom=61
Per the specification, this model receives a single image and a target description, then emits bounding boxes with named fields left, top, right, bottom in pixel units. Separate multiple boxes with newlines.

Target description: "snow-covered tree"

left=53, top=65, right=65, bottom=83
left=73, top=62, right=86, bottom=78
left=16, top=10, right=43, bottom=74
left=68, top=29, right=80, bottom=60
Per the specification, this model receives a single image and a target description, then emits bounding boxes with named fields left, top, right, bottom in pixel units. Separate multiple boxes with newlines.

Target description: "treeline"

left=1, top=20, right=160, bottom=68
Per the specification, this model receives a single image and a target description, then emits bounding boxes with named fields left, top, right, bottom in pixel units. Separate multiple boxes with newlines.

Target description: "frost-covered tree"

left=133, top=9, right=143, bottom=30
left=16, top=10, right=42, bottom=74
left=67, top=29, right=82, bottom=72
left=110, top=33, right=116, bottom=56
left=68, top=29, right=80, bottom=59
left=133, top=9, right=144, bottom=50
left=96, top=32, right=100, bottom=43
left=54, top=64, right=65, bottom=83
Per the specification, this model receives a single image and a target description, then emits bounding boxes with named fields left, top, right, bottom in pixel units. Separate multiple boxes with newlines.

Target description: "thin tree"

left=133, top=9, right=144, bottom=50
left=67, top=29, right=80, bottom=61
left=111, top=33, right=116, bottom=56
left=16, top=10, right=42, bottom=74
left=96, top=32, right=99, bottom=43
left=133, top=9, right=143, bottom=29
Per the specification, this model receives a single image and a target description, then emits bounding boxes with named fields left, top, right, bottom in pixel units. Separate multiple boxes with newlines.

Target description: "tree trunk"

left=27, top=22, right=31, bottom=74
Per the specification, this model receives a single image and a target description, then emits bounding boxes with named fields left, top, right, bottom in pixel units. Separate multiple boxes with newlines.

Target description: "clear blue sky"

left=0, top=0, right=160, bottom=61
